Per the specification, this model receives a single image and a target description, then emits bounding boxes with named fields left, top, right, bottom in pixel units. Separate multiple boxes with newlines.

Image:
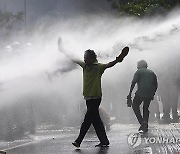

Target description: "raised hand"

left=116, top=46, right=129, bottom=62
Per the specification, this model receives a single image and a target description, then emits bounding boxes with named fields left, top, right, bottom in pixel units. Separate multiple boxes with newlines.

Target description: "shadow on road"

left=74, top=147, right=109, bottom=154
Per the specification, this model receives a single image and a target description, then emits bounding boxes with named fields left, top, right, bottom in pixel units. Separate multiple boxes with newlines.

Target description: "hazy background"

left=0, top=0, right=179, bottom=140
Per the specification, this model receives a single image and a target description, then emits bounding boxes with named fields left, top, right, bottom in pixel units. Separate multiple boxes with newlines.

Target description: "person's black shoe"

left=95, top=143, right=109, bottom=147
left=138, top=125, right=143, bottom=131
left=138, top=122, right=148, bottom=133
left=72, top=141, right=80, bottom=148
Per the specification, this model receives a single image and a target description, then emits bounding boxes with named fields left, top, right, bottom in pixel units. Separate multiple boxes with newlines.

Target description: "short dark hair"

left=85, top=49, right=97, bottom=59
left=137, top=60, right=148, bottom=69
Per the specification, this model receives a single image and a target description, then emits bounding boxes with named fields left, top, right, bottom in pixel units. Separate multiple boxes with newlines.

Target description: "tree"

left=107, top=0, right=180, bottom=16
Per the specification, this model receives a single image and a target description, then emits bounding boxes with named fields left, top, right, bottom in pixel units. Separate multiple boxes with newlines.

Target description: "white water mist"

left=0, top=9, right=180, bottom=128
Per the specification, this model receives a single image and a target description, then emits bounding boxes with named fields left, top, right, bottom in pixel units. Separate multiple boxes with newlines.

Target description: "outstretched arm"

left=105, top=58, right=122, bottom=69
left=58, top=37, right=80, bottom=65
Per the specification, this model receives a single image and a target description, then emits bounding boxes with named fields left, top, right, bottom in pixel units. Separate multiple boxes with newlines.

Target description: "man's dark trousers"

left=75, top=98, right=109, bottom=145
left=132, top=94, right=151, bottom=125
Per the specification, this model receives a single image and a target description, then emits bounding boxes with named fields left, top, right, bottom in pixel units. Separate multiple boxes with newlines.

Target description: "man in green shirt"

left=127, top=60, right=158, bottom=133
left=58, top=38, right=129, bottom=147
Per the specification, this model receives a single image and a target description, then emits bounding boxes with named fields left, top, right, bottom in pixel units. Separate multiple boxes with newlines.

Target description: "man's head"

left=84, top=49, right=97, bottom=65
left=137, top=60, right=148, bottom=69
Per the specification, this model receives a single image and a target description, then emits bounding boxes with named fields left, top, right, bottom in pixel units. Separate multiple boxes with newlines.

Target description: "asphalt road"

left=0, top=123, right=180, bottom=154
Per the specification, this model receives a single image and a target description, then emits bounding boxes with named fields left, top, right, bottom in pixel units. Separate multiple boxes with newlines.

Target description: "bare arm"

left=58, top=37, right=80, bottom=65
left=105, top=46, right=129, bottom=69
left=152, top=74, right=158, bottom=95
left=129, top=82, right=136, bottom=95
left=127, top=82, right=136, bottom=98
left=105, top=58, right=123, bottom=69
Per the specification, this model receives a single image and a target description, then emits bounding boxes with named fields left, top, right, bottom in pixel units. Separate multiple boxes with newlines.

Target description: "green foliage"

left=107, top=0, right=180, bottom=16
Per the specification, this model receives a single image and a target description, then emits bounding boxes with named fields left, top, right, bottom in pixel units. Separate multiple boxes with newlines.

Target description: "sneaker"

left=72, top=141, right=80, bottom=148
left=138, top=125, right=143, bottom=131
left=95, top=143, right=109, bottom=147
left=138, top=122, right=148, bottom=133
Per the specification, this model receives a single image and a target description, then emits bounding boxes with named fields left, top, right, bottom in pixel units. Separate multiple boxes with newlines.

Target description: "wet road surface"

left=0, top=123, right=180, bottom=154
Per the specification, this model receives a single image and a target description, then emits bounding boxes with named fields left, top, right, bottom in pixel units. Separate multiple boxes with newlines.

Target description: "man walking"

left=127, top=60, right=158, bottom=132
left=58, top=38, right=129, bottom=147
